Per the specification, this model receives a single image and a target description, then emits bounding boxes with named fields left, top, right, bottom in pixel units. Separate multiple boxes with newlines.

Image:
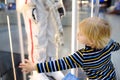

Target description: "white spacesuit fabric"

left=21, top=0, right=65, bottom=80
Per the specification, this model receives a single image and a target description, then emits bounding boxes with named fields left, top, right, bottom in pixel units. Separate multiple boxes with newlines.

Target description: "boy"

left=19, top=17, right=120, bottom=80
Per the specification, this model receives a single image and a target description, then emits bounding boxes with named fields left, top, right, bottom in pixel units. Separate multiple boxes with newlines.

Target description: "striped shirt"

left=36, top=39, right=120, bottom=80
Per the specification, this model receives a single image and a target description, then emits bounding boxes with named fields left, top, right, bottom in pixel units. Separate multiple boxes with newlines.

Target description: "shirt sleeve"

left=112, top=41, right=120, bottom=51
left=36, top=51, right=84, bottom=73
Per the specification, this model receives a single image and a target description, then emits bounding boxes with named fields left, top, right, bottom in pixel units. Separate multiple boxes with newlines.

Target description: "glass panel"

left=0, top=0, right=27, bottom=80
left=78, top=0, right=120, bottom=79
left=77, top=0, right=89, bottom=79
left=0, top=0, right=120, bottom=80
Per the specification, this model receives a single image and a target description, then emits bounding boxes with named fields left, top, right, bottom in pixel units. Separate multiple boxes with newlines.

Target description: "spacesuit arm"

left=53, top=0, right=66, bottom=17
left=45, top=0, right=66, bottom=16
left=44, top=0, right=65, bottom=46
left=22, top=3, right=38, bottom=23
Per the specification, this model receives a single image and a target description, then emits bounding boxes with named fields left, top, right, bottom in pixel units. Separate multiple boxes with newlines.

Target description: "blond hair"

left=79, top=17, right=111, bottom=49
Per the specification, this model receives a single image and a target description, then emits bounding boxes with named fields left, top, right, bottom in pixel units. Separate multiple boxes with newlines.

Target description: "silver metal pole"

left=16, top=0, right=26, bottom=80
left=7, top=12, right=17, bottom=80
left=17, top=12, right=27, bottom=80
left=5, top=0, right=17, bottom=80
left=71, top=0, right=78, bottom=75
left=94, top=0, right=100, bottom=16
left=91, top=0, right=94, bottom=17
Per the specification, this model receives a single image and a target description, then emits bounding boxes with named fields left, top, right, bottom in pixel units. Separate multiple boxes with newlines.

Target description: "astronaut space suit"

left=19, top=0, right=66, bottom=80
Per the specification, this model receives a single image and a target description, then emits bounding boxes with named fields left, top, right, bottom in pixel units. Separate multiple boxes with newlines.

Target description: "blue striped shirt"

left=36, top=39, right=120, bottom=79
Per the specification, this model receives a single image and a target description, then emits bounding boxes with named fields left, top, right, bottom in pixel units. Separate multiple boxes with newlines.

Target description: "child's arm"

left=19, top=51, right=84, bottom=73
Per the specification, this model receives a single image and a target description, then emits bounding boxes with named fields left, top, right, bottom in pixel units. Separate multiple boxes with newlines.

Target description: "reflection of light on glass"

left=10, top=3, right=12, bottom=7
left=16, top=0, right=25, bottom=12
left=16, top=0, right=26, bottom=80
left=77, top=1, right=89, bottom=4
left=5, top=0, right=6, bottom=4
left=86, top=78, right=89, bottom=80
left=77, top=1, right=81, bottom=4
left=91, top=0, right=94, bottom=17
left=82, top=1, right=89, bottom=4
left=7, top=11, right=17, bottom=80
left=71, top=0, right=78, bottom=75
left=5, top=0, right=7, bottom=4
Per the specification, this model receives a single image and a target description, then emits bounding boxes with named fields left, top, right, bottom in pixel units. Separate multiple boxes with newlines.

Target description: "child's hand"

left=19, top=59, right=36, bottom=73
